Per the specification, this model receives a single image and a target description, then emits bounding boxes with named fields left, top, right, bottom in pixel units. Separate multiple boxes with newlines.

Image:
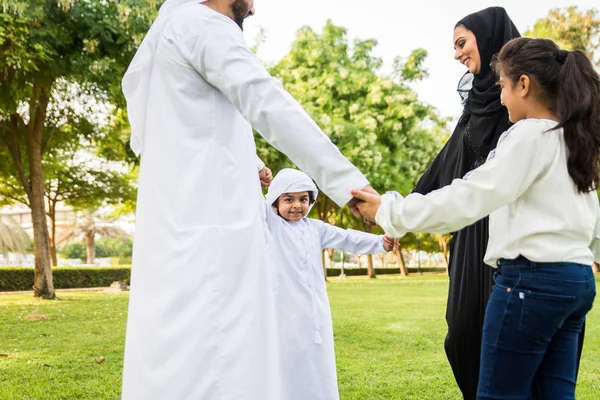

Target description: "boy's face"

left=274, top=191, right=310, bottom=222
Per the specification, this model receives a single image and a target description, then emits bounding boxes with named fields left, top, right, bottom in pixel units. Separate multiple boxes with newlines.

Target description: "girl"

left=414, top=8, right=520, bottom=398
left=353, top=37, right=599, bottom=399
left=264, top=168, right=395, bottom=400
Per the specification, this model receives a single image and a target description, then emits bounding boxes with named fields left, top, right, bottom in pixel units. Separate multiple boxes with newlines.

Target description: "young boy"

left=264, top=168, right=395, bottom=400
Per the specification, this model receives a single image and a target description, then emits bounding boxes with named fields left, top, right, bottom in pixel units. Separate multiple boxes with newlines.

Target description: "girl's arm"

left=375, top=120, right=557, bottom=238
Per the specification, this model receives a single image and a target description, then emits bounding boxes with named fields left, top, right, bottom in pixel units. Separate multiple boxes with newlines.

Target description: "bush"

left=59, top=238, right=134, bottom=261
left=326, top=268, right=401, bottom=277
left=0, top=267, right=131, bottom=292
left=326, top=267, right=446, bottom=277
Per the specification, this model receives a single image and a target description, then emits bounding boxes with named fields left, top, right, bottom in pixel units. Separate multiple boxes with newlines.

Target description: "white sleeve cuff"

left=375, top=191, right=408, bottom=239
left=256, top=156, right=266, bottom=172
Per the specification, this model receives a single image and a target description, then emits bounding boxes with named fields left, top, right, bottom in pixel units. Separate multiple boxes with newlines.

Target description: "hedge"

left=0, top=267, right=131, bottom=292
left=0, top=266, right=447, bottom=292
left=325, top=267, right=445, bottom=277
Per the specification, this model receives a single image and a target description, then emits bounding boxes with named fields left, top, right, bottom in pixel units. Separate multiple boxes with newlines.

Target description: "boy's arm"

left=312, top=219, right=386, bottom=254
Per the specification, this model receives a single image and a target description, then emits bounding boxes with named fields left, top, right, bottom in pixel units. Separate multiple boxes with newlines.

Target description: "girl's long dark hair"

left=496, top=37, right=600, bottom=193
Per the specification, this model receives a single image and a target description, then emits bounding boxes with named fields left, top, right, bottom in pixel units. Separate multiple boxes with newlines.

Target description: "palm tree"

left=56, top=209, right=129, bottom=264
left=0, top=214, right=30, bottom=260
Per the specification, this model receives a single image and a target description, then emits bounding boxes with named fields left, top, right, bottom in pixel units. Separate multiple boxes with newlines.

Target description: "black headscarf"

left=414, top=7, right=520, bottom=194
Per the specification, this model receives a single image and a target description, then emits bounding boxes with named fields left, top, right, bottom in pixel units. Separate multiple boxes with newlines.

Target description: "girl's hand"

left=350, top=189, right=382, bottom=223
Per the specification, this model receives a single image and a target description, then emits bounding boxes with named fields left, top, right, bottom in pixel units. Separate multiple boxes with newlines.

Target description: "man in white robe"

left=121, top=1, right=372, bottom=399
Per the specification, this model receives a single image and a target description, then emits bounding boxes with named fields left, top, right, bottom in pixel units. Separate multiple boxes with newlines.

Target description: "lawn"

left=0, top=275, right=598, bottom=399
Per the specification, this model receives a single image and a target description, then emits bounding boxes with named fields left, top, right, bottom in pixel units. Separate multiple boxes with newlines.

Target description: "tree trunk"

left=367, top=254, right=376, bottom=279
left=48, top=201, right=58, bottom=267
left=356, top=254, right=362, bottom=268
left=339, top=249, right=346, bottom=278
left=326, top=248, right=334, bottom=268
left=16, top=84, right=55, bottom=299
left=320, top=249, right=328, bottom=281
left=379, top=253, right=386, bottom=268
left=50, top=230, right=58, bottom=267
left=28, top=142, right=54, bottom=299
left=86, top=231, right=95, bottom=265
left=395, top=247, right=408, bottom=277
left=437, top=235, right=450, bottom=275
left=593, top=263, right=599, bottom=274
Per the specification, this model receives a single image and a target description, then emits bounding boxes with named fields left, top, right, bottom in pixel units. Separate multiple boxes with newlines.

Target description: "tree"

left=0, top=146, right=136, bottom=267
left=0, top=126, right=136, bottom=267
left=0, top=0, right=157, bottom=298
left=57, top=209, right=129, bottom=265
left=44, top=150, right=135, bottom=266
left=60, top=237, right=133, bottom=263
left=526, top=7, right=600, bottom=64
left=255, top=22, right=447, bottom=278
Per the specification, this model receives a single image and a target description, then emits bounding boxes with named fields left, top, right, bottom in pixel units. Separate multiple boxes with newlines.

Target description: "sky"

left=243, top=0, right=598, bottom=119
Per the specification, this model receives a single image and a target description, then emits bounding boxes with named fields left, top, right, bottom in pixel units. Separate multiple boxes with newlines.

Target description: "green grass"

left=0, top=275, right=598, bottom=399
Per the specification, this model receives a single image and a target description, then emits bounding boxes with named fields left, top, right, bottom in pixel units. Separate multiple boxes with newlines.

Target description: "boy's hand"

left=259, top=167, right=273, bottom=188
left=383, top=235, right=398, bottom=252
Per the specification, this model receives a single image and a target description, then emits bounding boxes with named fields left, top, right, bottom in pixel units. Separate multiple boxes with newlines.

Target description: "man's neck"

left=202, top=0, right=234, bottom=21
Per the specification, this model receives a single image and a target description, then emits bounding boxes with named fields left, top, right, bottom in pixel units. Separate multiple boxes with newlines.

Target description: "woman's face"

left=454, top=25, right=481, bottom=74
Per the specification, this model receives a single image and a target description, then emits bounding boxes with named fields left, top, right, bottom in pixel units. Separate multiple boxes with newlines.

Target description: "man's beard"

left=230, top=0, right=250, bottom=30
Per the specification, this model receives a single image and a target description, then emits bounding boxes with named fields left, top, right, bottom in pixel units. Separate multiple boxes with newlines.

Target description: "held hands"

left=348, top=185, right=379, bottom=219
left=259, top=167, right=273, bottom=188
left=350, top=189, right=382, bottom=224
left=383, top=235, right=399, bottom=252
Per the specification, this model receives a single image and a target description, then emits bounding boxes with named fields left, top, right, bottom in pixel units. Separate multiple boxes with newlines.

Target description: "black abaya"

left=413, top=7, right=514, bottom=400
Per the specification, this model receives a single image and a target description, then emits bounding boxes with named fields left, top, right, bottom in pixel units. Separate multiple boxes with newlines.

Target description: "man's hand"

left=347, top=185, right=379, bottom=219
left=259, top=167, right=273, bottom=188
left=383, top=235, right=399, bottom=252
left=350, top=188, right=381, bottom=223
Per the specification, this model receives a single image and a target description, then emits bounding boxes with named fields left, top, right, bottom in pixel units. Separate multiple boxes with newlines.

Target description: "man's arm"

left=181, top=12, right=371, bottom=206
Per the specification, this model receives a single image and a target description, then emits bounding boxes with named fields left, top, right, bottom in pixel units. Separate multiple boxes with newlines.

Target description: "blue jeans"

left=477, top=257, right=596, bottom=400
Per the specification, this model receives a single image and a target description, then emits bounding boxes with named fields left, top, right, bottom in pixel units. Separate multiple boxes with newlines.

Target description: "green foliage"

left=0, top=1, right=155, bottom=294
left=332, top=250, right=352, bottom=263
left=0, top=266, right=131, bottom=291
left=265, top=21, right=445, bottom=191
left=60, top=238, right=133, bottom=260
left=0, top=0, right=143, bottom=207
left=400, top=232, right=441, bottom=252
left=44, top=149, right=137, bottom=212
left=0, top=0, right=161, bottom=109
left=526, top=7, right=600, bottom=64
left=61, top=242, right=86, bottom=260
left=255, top=21, right=447, bottom=227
